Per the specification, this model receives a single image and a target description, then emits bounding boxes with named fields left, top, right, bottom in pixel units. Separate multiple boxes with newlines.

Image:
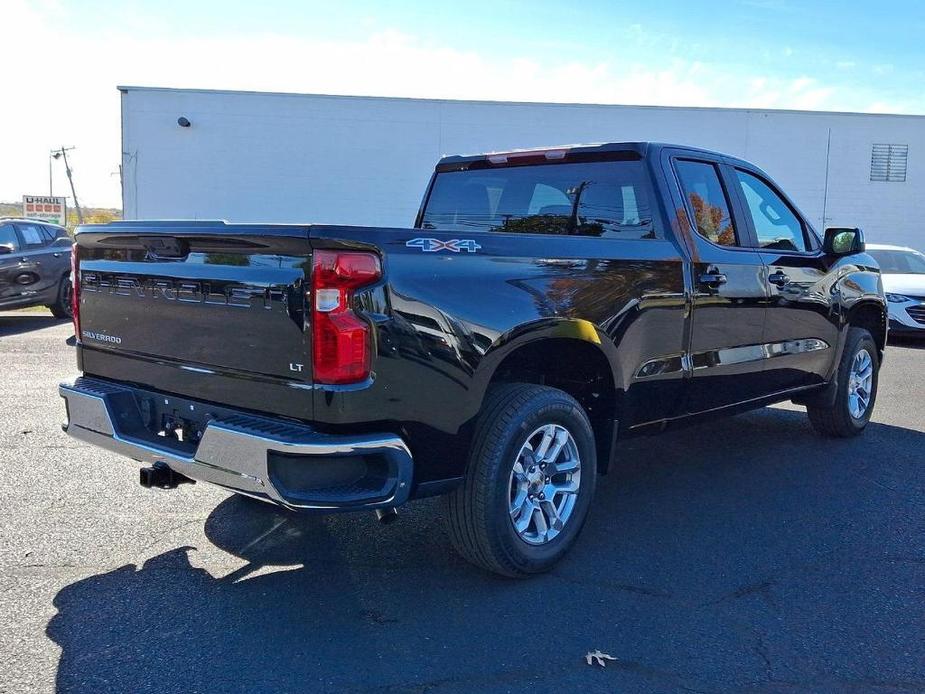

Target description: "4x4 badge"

left=406, top=238, right=481, bottom=253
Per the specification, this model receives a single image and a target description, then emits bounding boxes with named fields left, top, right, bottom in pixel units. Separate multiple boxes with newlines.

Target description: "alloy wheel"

left=847, top=348, right=874, bottom=419
left=508, top=424, right=581, bottom=545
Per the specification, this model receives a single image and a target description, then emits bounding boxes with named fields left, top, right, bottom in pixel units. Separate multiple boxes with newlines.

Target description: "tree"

left=688, top=193, right=735, bottom=246
left=65, top=208, right=121, bottom=234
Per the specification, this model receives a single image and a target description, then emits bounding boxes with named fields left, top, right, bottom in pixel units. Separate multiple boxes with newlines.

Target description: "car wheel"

left=807, top=327, right=879, bottom=437
left=444, top=383, right=597, bottom=577
left=48, top=274, right=73, bottom=320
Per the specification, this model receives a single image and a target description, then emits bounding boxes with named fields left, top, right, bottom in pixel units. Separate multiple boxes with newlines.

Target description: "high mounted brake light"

left=311, top=250, right=381, bottom=384
left=71, top=242, right=80, bottom=340
left=487, top=148, right=569, bottom=164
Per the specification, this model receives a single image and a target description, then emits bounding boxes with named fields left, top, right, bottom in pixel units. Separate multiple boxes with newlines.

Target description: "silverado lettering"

left=59, top=142, right=887, bottom=577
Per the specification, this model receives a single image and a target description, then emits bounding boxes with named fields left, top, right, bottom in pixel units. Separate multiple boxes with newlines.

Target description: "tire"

left=445, top=383, right=597, bottom=577
left=48, top=275, right=73, bottom=320
left=807, top=327, right=879, bottom=438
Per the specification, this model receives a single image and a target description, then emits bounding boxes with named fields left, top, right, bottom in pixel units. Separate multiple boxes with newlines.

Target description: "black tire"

left=807, top=327, right=879, bottom=438
left=445, top=383, right=597, bottom=577
left=48, top=275, right=73, bottom=320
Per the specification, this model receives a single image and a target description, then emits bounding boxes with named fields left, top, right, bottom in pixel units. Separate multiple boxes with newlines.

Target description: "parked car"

left=866, top=243, right=925, bottom=337
left=59, top=142, right=886, bottom=576
left=0, top=218, right=73, bottom=318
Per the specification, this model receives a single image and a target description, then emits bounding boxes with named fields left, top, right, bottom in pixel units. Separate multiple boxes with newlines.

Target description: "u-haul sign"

left=22, top=195, right=67, bottom=225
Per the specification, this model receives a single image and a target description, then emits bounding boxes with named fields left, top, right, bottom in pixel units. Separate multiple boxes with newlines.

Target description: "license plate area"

left=121, top=386, right=279, bottom=456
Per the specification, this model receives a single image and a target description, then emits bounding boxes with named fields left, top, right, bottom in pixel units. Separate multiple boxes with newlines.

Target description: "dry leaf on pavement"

left=585, top=650, right=617, bottom=667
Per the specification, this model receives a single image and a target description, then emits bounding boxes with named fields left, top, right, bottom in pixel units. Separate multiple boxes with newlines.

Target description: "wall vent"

left=870, top=144, right=908, bottom=182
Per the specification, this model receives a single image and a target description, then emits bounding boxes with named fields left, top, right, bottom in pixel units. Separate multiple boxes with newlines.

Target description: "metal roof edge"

left=115, top=85, right=925, bottom=120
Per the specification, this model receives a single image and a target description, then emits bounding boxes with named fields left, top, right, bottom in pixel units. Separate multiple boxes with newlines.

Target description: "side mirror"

left=823, top=227, right=865, bottom=256
left=0, top=244, right=13, bottom=255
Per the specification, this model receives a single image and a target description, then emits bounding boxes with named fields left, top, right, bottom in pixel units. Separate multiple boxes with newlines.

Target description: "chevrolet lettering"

left=80, top=272, right=285, bottom=309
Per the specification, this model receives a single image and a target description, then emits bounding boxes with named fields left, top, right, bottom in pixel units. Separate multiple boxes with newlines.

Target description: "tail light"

left=311, top=250, right=381, bottom=384
left=71, top=242, right=80, bottom=340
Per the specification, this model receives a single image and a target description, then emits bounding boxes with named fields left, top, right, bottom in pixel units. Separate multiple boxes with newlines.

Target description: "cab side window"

left=0, top=223, right=20, bottom=251
left=16, top=223, right=46, bottom=250
left=674, top=160, right=738, bottom=247
left=735, top=170, right=808, bottom=252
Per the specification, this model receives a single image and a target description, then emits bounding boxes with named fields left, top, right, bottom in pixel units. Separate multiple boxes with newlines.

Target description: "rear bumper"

left=59, top=376, right=413, bottom=512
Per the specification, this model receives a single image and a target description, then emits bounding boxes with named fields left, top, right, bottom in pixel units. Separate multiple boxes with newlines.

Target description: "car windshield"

left=869, top=249, right=925, bottom=274
left=420, top=159, right=656, bottom=239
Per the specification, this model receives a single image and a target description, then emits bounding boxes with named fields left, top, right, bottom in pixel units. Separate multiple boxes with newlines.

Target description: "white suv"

left=867, top=243, right=925, bottom=337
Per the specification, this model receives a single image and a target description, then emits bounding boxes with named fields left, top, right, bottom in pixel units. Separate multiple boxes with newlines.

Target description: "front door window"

left=0, top=223, right=20, bottom=251
left=735, top=170, right=807, bottom=252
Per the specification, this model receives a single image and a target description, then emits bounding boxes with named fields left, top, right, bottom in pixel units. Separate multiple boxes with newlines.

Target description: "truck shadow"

left=0, top=312, right=67, bottom=338
left=889, top=335, right=925, bottom=350
left=46, top=408, right=925, bottom=693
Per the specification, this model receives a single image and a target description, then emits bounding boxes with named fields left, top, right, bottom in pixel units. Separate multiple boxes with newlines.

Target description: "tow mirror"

left=0, top=244, right=13, bottom=255
left=823, top=227, right=865, bottom=256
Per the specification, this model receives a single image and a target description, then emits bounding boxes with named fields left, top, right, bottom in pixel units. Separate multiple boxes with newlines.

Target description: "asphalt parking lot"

left=1, top=311, right=923, bottom=693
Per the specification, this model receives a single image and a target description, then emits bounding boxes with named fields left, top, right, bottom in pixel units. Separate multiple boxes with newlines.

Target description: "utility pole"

left=52, top=147, right=83, bottom=225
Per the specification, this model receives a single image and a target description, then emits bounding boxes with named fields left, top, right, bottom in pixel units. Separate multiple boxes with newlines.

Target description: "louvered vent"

left=870, top=144, right=908, bottom=182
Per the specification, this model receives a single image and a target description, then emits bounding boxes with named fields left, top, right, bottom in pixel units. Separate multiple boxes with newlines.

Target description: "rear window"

left=421, top=160, right=657, bottom=239
left=41, top=225, right=62, bottom=243
left=869, top=249, right=925, bottom=274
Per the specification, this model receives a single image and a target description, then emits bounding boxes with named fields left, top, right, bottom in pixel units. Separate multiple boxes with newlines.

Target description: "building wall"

left=121, top=87, right=925, bottom=251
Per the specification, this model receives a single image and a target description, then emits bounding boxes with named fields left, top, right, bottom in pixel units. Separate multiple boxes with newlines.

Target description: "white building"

left=120, top=86, right=925, bottom=251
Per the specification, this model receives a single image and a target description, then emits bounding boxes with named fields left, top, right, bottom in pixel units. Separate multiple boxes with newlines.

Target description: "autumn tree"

left=688, top=193, right=735, bottom=245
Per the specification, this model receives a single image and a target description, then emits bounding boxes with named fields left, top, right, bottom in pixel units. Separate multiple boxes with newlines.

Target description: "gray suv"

left=0, top=219, right=73, bottom=318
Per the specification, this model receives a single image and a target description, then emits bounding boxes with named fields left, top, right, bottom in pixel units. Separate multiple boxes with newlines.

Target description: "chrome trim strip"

left=59, top=377, right=413, bottom=512
left=690, top=338, right=830, bottom=371
left=635, top=339, right=830, bottom=380
left=179, top=365, right=216, bottom=375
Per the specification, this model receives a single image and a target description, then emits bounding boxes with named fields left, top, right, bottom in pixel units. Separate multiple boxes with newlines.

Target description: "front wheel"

left=444, top=384, right=597, bottom=577
left=807, top=327, right=879, bottom=437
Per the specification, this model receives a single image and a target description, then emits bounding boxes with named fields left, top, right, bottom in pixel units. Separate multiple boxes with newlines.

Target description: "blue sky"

left=4, top=0, right=924, bottom=207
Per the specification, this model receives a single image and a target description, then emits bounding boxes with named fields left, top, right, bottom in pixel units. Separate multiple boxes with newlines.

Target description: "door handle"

left=699, top=270, right=727, bottom=288
left=53, top=253, right=62, bottom=257
left=768, top=271, right=790, bottom=287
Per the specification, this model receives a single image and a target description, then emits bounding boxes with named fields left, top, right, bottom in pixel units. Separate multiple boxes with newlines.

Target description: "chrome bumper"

left=59, top=377, right=413, bottom=511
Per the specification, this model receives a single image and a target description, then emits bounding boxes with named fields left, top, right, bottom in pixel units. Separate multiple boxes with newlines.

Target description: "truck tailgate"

left=74, top=222, right=314, bottom=420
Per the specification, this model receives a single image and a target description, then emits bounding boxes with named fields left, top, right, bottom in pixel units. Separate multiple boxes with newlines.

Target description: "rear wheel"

left=807, top=327, right=879, bottom=437
left=444, top=383, right=597, bottom=577
left=48, top=274, right=73, bottom=320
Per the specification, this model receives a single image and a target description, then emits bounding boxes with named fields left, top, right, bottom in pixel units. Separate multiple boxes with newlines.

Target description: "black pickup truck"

left=60, top=142, right=886, bottom=576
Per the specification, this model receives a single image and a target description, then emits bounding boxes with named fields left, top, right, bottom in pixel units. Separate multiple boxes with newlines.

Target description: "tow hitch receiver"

left=139, top=461, right=195, bottom=489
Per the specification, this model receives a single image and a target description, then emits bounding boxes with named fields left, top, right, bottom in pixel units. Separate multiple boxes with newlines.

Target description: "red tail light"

left=71, top=242, right=80, bottom=340
left=311, top=250, right=381, bottom=384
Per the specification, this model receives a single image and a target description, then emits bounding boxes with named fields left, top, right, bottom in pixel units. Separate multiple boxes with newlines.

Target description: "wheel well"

left=490, top=339, right=617, bottom=473
left=847, top=302, right=886, bottom=356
